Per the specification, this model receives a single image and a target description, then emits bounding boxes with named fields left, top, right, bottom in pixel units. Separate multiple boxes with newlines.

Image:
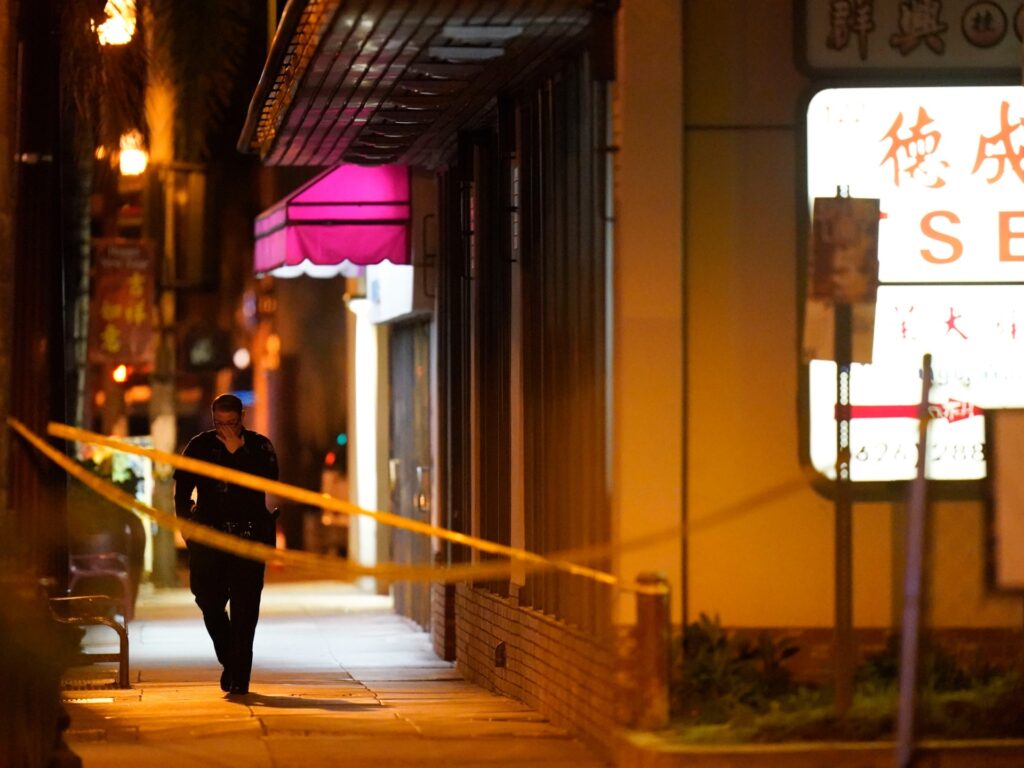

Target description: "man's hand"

left=216, top=425, right=245, bottom=454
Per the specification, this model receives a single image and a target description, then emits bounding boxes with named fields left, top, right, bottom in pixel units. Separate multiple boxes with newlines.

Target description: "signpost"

left=896, top=354, right=934, bottom=768
left=810, top=193, right=881, bottom=714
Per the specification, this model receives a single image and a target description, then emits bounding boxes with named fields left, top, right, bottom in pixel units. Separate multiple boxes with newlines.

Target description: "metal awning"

left=254, top=163, right=410, bottom=277
left=238, top=0, right=595, bottom=168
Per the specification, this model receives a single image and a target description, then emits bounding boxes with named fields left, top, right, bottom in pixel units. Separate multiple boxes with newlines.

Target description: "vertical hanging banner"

left=88, top=238, right=156, bottom=365
left=802, top=196, right=881, bottom=364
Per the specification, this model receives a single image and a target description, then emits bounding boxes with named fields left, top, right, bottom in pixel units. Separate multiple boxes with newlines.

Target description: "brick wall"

left=430, top=580, right=456, bottom=661
left=451, top=584, right=624, bottom=758
left=443, top=586, right=1024, bottom=757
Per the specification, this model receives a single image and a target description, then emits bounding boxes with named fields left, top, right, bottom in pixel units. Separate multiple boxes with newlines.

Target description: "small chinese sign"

left=801, top=0, right=1024, bottom=72
left=803, top=196, right=880, bottom=364
left=805, top=85, right=1024, bottom=485
left=809, top=197, right=881, bottom=303
left=88, top=239, right=156, bottom=365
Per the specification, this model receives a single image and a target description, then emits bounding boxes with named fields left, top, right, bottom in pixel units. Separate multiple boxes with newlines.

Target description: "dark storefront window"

left=438, top=53, right=611, bottom=634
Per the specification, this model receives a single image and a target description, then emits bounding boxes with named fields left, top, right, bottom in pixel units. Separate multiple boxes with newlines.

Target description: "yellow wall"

left=612, top=0, right=684, bottom=624
left=683, top=0, right=1021, bottom=629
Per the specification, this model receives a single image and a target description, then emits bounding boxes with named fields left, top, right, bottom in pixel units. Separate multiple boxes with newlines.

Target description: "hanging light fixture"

left=93, top=0, right=137, bottom=46
left=118, top=130, right=148, bottom=176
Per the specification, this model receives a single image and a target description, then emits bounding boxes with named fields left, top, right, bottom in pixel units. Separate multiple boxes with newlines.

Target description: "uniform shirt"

left=173, top=427, right=278, bottom=529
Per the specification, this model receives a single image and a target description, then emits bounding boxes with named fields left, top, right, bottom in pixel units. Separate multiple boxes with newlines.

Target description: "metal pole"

left=149, top=170, right=178, bottom=587
left=834, top=301, right=854, bottom=715
left=895, top=354, right=932, bottom=768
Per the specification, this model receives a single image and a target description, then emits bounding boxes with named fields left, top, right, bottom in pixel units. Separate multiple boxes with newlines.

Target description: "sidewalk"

left=63, top=580, right=609, bottom=768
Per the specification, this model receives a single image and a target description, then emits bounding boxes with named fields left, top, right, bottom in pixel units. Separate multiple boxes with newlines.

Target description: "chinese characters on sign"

left=975, top=101, right=1024, bottom=184
left=805, top=86, right=1024, bottom=484
left=88, top=239, right=156, bottom=365
left=807, top=0, right=1023, bottom=71
left=881, top=107, right=948, bottom=187
left=881, top=99, right=1024, bottom=190
left=889, top=0, right=948, bottom=55
left=826, top=0, right=876, bottom=59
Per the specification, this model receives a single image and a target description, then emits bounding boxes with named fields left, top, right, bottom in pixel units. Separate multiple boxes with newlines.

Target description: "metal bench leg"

left=115, top=619, right=130, bottom=688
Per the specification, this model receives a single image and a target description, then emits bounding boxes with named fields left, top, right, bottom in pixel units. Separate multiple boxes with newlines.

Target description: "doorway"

left=388, top=320, right=432, bottom=628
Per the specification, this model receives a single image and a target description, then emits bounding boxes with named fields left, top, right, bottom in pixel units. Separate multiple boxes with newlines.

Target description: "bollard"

left=634, top=572, right=671, bottom=730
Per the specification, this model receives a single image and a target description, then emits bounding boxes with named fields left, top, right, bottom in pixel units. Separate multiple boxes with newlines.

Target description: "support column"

left=611, top=0, right=684, bottom=625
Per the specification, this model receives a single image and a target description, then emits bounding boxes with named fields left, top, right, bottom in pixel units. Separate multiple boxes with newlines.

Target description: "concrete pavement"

left=63, top=580, right=609, bottom=767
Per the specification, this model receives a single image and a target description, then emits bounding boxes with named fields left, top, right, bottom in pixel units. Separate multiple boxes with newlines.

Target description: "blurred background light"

left=118, top=131, right=148, bottom=176
left=94, top=0, right=137, bottom=46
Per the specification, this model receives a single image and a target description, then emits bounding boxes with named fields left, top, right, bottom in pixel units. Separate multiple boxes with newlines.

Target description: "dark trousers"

left=188, top=542, right=265, bottom=690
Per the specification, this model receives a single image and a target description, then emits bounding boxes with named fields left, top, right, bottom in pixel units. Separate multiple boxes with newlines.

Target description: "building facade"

left=238, top=0, right=1023, bottom=756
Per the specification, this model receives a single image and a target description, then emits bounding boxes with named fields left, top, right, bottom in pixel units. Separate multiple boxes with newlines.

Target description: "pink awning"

left=254, top=164, right=410, bottom=278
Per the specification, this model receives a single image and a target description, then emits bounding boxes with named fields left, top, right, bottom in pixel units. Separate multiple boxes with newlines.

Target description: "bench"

left=49, top=595, right=130, bottom=689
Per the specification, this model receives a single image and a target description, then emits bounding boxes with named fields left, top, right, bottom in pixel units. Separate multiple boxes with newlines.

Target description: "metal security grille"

left=437, top=51, right=611, bottom=636
left=517, top=55, right=610, bottom=636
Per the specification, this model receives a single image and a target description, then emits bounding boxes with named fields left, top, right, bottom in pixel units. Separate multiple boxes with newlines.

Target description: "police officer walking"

left=174, top=393, right=279, bottom=695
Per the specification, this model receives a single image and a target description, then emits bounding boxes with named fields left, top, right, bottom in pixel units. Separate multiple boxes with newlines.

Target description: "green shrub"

left=668, top=622, right=1024, bottom=741
left=856, top=633, right=1006, bottom=694
left=671, top=613, right=800, bottom=723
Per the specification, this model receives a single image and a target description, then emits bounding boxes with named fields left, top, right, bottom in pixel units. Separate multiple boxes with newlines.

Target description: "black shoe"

left=228, top=683, right=249, bottom=695
left=220, top=667, right=232, bottom=692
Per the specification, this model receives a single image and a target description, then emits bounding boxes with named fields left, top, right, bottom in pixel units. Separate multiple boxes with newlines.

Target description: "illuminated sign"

left=799, top=0, right=1024, bottom=73
left=805, top=85, right=1024, bottom=484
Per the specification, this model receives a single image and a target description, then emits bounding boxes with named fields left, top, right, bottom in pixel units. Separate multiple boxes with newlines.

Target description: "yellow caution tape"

left=11, top=418, right=654, bottom=590
left=46, top=420, right=622, bottom=587
left=9, top=419, right=807, bottom=596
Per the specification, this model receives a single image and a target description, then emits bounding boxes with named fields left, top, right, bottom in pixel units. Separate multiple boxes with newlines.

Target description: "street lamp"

left=118, top=130, right=148, bottom=176
left=93, top=0, right=137, bottom=46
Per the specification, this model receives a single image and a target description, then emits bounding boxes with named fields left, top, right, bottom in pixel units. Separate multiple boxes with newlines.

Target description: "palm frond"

left=149, top=0, right=257, bottom=162
left=60, top=0, right=148, bottom=152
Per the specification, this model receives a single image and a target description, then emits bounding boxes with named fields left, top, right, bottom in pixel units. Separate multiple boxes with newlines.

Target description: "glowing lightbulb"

left=118, top=130, right=148, bottom=176
left=94, top=0, right=137, bottom=46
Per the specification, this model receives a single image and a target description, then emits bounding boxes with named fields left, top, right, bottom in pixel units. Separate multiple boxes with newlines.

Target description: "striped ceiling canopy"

left=238, top=0, right=601, bottom=168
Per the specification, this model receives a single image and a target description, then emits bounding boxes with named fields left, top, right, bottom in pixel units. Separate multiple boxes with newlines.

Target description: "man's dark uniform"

left=174, top=427, right=278, bottom=694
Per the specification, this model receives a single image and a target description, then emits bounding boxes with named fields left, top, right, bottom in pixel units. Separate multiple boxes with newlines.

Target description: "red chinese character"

left=826, top=0, right=876, bottom=60
left=889, top=0, right=948, bottom=55
left=945, top=307, right=967, bottom=339
left=895, top=304, right=916, bottom=339
left=972, top=100, right=1024, bottom=185
left=939, top=399, right=978, bottom=423
left=881, top=107, right=948, bottom=188
left=995, top=316, right=1018, bottom=340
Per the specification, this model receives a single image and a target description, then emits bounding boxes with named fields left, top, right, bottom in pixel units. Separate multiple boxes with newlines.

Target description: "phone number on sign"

left=853, top=442, right=984, bottom=465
